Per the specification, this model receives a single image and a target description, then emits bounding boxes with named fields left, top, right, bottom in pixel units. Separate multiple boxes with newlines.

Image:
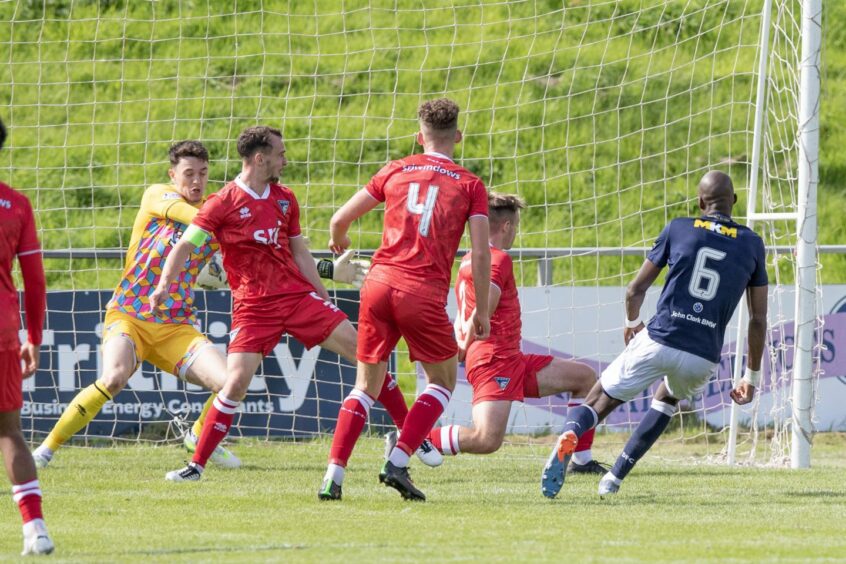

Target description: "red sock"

left=12, top=480, right=43, bottom=523
left=328, top=389, right=375, bottom=467
left=192, top=394, right=239, bottom=468
left=396, top=384, right=451, bottom=456
left=377, top=373, right=408, bottom=429
left=428, top=425, right=460, bottom=455
left=576, top=427, right=596, bottom=452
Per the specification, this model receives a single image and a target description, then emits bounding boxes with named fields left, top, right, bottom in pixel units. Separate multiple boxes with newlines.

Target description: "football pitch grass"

left=1, top=434, right=844, bottom=562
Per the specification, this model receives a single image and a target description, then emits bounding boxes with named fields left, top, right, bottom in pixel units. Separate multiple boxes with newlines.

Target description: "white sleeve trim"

left=490, top=281, right=502, bottom=292
left=17, top=248, right=42, bottom=257
left=468, top=214, right=488, bottom=219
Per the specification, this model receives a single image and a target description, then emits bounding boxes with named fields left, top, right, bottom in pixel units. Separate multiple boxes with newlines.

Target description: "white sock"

left=324, top=463, right=345, bottom=485
left=388, top=447, right=411, bottom=468
left=571, top=449, right=592, bottom=466
left=440, top=425, right=461, bottom=455
left=33, top=445, right=53, bottom=460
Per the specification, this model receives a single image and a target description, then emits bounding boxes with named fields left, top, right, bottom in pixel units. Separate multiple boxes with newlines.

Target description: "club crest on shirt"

left=494, top=376, right=510, bottom=390
left=277, top=199, right=290, bottom=215
left=239, top=207, right=251, bottom=219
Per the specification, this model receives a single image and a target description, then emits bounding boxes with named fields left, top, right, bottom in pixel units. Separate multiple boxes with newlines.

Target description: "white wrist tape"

left=625, top=316, right=643, bottom=329
left=741, top=368, right=761, bottom=387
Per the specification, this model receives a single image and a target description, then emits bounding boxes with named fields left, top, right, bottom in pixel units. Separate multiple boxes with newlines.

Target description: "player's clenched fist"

left=149, top=284, right=167, bottom=310
left=470, top=309, right=490, bottom=340
left=729, top=380, right=756, bottom=405
left=328, top=234, right=351, bottom=255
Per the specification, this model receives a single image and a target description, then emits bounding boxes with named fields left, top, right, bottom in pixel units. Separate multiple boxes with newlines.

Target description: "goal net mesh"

left=1, top=0, right=814, bottom=465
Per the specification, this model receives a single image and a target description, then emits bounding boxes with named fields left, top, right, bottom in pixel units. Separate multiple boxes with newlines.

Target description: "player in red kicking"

left=428, top=192, right=607, bottom=474
left=151, top=126, right=435, bottom=482
left=321, top=98, right=492, bottom=501
left=0, top=118, right=54, bottom=555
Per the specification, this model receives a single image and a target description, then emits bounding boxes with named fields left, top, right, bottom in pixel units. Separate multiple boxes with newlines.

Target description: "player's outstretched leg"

left=32, top=381, right=113, bottom=469
left=599, top=398, right=675, bottom=496
left=542, top=404, right=598, bottom=498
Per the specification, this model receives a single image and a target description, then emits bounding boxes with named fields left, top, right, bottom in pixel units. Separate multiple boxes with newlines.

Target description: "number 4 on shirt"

left=407, top=182, right=439, bottom=236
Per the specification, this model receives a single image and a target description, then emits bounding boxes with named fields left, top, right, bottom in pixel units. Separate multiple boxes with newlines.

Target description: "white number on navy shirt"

left=688, top=246, right=726, bottom=301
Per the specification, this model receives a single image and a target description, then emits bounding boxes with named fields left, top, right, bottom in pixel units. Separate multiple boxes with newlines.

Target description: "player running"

left=320, top=98, right=492, bottom=501
left=425, top=192, right=607, bottom=474
left=541, top=171, right=768, bottom=498
left=32, top=141, right=242, bottom=470
left=153, top=126, right=437, bottom=483
left=0, top=117, right=54, bottom=555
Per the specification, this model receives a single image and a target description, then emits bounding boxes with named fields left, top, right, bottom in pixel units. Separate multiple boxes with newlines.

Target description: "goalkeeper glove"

left=316, top=250, right=369, bottom=288
left=196, top=252, right=228, bottom=289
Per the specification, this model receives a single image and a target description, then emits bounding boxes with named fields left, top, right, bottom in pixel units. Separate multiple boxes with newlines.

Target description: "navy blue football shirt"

left=645, top=215, right=768, bottom=362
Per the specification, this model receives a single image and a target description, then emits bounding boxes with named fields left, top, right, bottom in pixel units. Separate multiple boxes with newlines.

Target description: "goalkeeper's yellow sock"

left=44, top=381, right=113, bottom=451
left=191, top=394, right=217, bottom=437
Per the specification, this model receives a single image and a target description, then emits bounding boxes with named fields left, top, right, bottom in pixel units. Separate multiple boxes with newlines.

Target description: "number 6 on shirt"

left=407, top=182, right=439, bottom=236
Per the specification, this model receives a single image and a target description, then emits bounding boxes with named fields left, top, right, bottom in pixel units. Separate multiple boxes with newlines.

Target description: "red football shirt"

left=455, top=246, right=522, bottom=366
left=191, top=176, right=314, bottom=304
left=0, top=183, right=41, bottom=351
left=365, top=152, right=488, bottom=301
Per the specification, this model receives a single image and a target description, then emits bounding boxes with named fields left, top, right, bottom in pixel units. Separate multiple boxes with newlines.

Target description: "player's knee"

left=576, top=364, right=598, bottom=396
left=98, top=368, right=132, bottom=396
left=472, top=428, right=504, bottom=454
left=476, top=435, right=504, bottom=454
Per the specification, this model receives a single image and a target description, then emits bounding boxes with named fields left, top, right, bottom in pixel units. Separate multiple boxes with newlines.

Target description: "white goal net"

left=2, top=0, right=818, bottom=465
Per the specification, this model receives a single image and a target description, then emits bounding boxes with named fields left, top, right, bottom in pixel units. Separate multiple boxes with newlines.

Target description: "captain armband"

left=183, top=224, right=211, bottom=247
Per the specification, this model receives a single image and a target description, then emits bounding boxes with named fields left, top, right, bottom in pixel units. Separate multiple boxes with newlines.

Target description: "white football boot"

left=598, top=471, right=622, bottom=496
left=21, top=518, right=54, bottom=556
left=384, top=430, right=443, bottom=467
left=31, top=446, right=53, bottom=470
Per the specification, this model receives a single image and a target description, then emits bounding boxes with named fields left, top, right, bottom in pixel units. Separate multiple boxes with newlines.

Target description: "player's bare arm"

left=290, top=235, right=331, bottom=301
left=623, top=259, right=662, bottom=344
left=468, top=215, right=491, bottom=340
left=731, top=284, right=768, bottom=405
left=328, top=189, right=379, bottom=254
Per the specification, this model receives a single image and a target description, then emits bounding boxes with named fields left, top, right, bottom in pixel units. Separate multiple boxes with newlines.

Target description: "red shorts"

left=466, top=353, right=553, bottom=404
left=0, top=348, right=23, bottom=412
left=357, top=279, right=457, bottom=364
left=229, top=291, right=348, bottom=356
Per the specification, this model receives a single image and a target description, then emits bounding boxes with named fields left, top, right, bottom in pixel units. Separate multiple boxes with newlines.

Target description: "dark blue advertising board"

left=20, top=290, right=393, bottom=440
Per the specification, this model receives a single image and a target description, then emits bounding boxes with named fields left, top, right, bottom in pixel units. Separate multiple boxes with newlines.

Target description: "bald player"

left=541, top=171, right=769, bottom=498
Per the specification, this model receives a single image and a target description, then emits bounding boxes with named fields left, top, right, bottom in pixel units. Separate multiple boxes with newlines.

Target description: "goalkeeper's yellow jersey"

left=106, top=184, right=218, bottom=325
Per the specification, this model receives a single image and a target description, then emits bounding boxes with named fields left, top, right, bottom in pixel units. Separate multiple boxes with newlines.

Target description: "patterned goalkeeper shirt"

left=107, top=183, right=217, bottom=325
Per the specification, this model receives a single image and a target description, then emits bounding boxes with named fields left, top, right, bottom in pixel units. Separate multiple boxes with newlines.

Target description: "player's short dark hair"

left=0, top=116, right=6, bottom=151
left=418, top=98, right=459, bottom=131
left=237, top=126, right=283, bottom=159
left=488, top=192, right=526, bottom=227
left=168, top=140, right=209, bottom=166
